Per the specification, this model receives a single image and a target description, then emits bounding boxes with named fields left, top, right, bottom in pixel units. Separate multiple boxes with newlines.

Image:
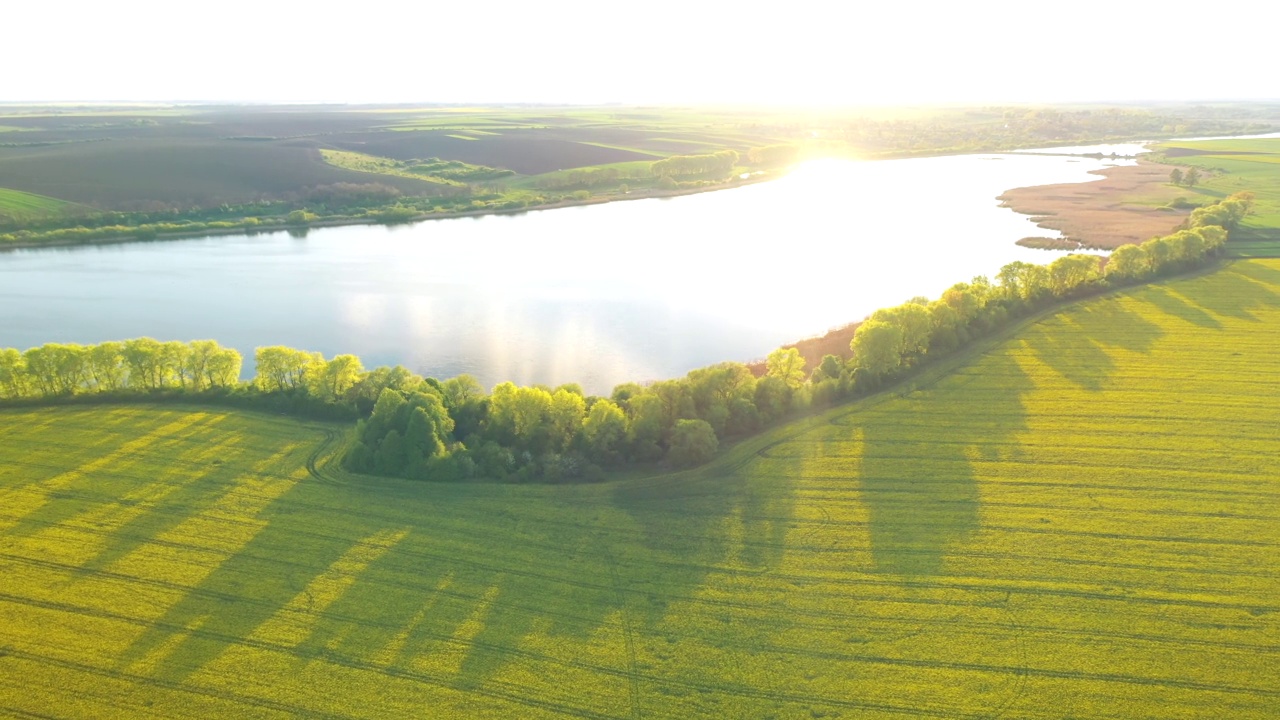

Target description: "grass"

left=318, top=149, right=458, bottom=186
left=1158, top=138, right=1280, bottom=249
left=2, top=259, right=1278, bottom=717
left=0, top=186, right=81, bottom=219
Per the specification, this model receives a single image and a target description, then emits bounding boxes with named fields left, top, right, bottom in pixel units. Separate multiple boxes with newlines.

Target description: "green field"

left=1159, top=137, right=1280, bottom=252
left=0, top=186, right=80, bottom=220
left=3, top=259, right=1279, bottom=718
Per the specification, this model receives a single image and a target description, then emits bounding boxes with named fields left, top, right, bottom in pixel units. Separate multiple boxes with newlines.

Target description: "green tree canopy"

left=766, top=347, right=806, bottom=389
left=667, top=418, right=718, bottom=468
left=851, top=320, right=904, bottom=377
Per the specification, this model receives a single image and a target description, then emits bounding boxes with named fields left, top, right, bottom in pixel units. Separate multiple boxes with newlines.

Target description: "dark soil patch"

left=326, top=129, right=655, bottom=175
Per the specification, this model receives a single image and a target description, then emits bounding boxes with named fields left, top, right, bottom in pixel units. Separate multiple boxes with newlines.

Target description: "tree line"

left=341, top=192, right=1251, bottom=483
left=847, top=194, right=1247, bottom=381
left=651, top=150, right=740, bottom=178
left=1, top=193, right=1252, bottom=482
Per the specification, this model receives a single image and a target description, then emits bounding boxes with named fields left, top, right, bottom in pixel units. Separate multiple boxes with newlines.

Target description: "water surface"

left=1, top=150, right=1134, bottom=393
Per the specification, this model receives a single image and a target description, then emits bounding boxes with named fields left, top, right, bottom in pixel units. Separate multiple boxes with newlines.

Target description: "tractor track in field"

left=597, top=537, right=644, bottom=720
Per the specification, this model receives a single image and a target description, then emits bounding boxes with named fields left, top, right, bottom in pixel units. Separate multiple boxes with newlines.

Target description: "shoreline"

left=4, top=131, right=1255, bottom=253
left=0, top=172, right=787, bottom=253
left=997, top=158, right=1192, bottom=249
left=749, top=155, right=1196, bottom=372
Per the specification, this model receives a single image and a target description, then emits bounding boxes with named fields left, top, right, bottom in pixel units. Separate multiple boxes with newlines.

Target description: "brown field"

left=323, top=129, right=657, bottom=175
left=999, top=161, right=1192, bottom=248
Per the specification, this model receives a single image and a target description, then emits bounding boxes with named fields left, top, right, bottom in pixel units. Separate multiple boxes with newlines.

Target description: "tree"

left=441, top=374, right=484, bottom=409
left=1143, top=236, right=1175, bottom=274
left=582, top=399, right=627, bottom=464
left=998, top=261, right=1050, bottom=304
left=0, top=348, right=28, bottom=399
left=547, top=389, right=586, bottom=452
left=871, top=302, right=933, bottom=358
left=1184, top=167, right=1201, bottom=187
left=668, top=419, right=718, bottom=468
left=23, top=344, right=87, bottom=397
left=206, top=348, right=242, bottom=388
left=651, top=150, right=739, bottom=178
left=626, top=393, right=666, bottom=460
left=255, top=346, right=321, bottom=392
left=1047, top=254, right=1102, bottom=296
left=487, top=383, right=553, bottom=452
left=725, top=396, right=761, bottom=436
left=850, top=320, right=904, bottom=377
left=374, top=429, right=406, bottom=475
left=345, top=365, right=420, bottom=413
left=753, top=376, right=791, bottom=423
left=311, top=354, right=364, bottom=401
left=813, top=354, right=844, bottom=382
left=765, top=347, right=806, bottom=389
left=182, top=340, right=221, bottom=391
left=86, top=341, right=126, bottom=392
left=1169, top=168, right=1184, bottom=186
left=403, top=402, right=451, bottom=477
left=686, top=362, right=756, bottom=434
left=1105, top=244, right=1149, bottom=281
left=364, top=387, right=408, bottom=443
left=123, top=337, right=164, bottom=390
left=158, top=341, right=189, bottom=388
left=747, top=144, right=799, bottom=167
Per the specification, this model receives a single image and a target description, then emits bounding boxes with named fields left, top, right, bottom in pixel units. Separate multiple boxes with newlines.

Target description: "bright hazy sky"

left=6, top=0, right=1276, bottom=106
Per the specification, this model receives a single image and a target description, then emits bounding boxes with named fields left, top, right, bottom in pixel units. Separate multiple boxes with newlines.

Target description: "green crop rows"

left=2, top=260, right=1278, bottom=718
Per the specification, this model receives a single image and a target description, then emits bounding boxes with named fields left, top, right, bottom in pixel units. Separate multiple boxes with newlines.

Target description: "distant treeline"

left=535, top=167, right=645, bottom=191
left=405, top=158, right=514, bottom=182
left=1, top=193, right=1251, bottom=482
left=651, top=150, right=740, bottom=178
left=537, top=145, right=798, bottom=191
left=1, top=144, right=802, bottom=247
left=1, top=341, right=391, bottom=420
left=748, top=145, right=800, bottom=167
left=829, top=107, right=1279, bottom=156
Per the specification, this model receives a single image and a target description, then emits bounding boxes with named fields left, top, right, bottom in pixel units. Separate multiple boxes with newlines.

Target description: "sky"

left=5, top=0, right=1276, bottom=106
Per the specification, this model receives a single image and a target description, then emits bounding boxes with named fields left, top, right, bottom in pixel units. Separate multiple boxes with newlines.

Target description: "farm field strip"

left=0, top=186, right=81, bottom=218
left=2, top=260, right=1279, bottom=718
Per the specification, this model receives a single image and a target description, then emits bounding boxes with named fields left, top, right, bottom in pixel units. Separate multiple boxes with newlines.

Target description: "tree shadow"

left=853, top=352, right=1032, bottom=577
left=1019, top=298, right=1165, bottom=392
left=1139, top=286, right=1223, bottom=329
left=1186, top=263, right=1280, bottom=322
left=1230, top=226, right=1280, bottom=243
left=1235, top=259, right=1280, bottom=285
left=115, top=488, right=364, bottom=684
left=1021, top=321, right=1115, bottom=393
left=1, top=413, right=231, bottom=543
left=1069, top=299, right=1166, bottom=354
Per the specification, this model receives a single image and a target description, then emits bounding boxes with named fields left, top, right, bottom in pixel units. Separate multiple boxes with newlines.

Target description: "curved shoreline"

left=749, top=155, right=1197, bottom=372
left=6, top=131, right=1262, bottom=253
left=997, top=158, right=1191, bottom=250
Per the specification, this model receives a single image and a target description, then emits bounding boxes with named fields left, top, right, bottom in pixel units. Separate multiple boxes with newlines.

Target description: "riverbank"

left=2, top=133, right=1250, bottom=253
left=998, top=159, right=1192, bottom=249
left=751, top=156, right=1198, bottom=373
left=0, top=171, right=787, bottom=252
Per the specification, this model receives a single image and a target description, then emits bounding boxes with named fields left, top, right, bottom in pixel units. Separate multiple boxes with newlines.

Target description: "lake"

left=0, top=149, right=1135, bottom=394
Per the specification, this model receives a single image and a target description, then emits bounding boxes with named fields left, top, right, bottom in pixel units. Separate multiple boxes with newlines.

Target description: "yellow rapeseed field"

left=2, top=259, right=1278, bottom=718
